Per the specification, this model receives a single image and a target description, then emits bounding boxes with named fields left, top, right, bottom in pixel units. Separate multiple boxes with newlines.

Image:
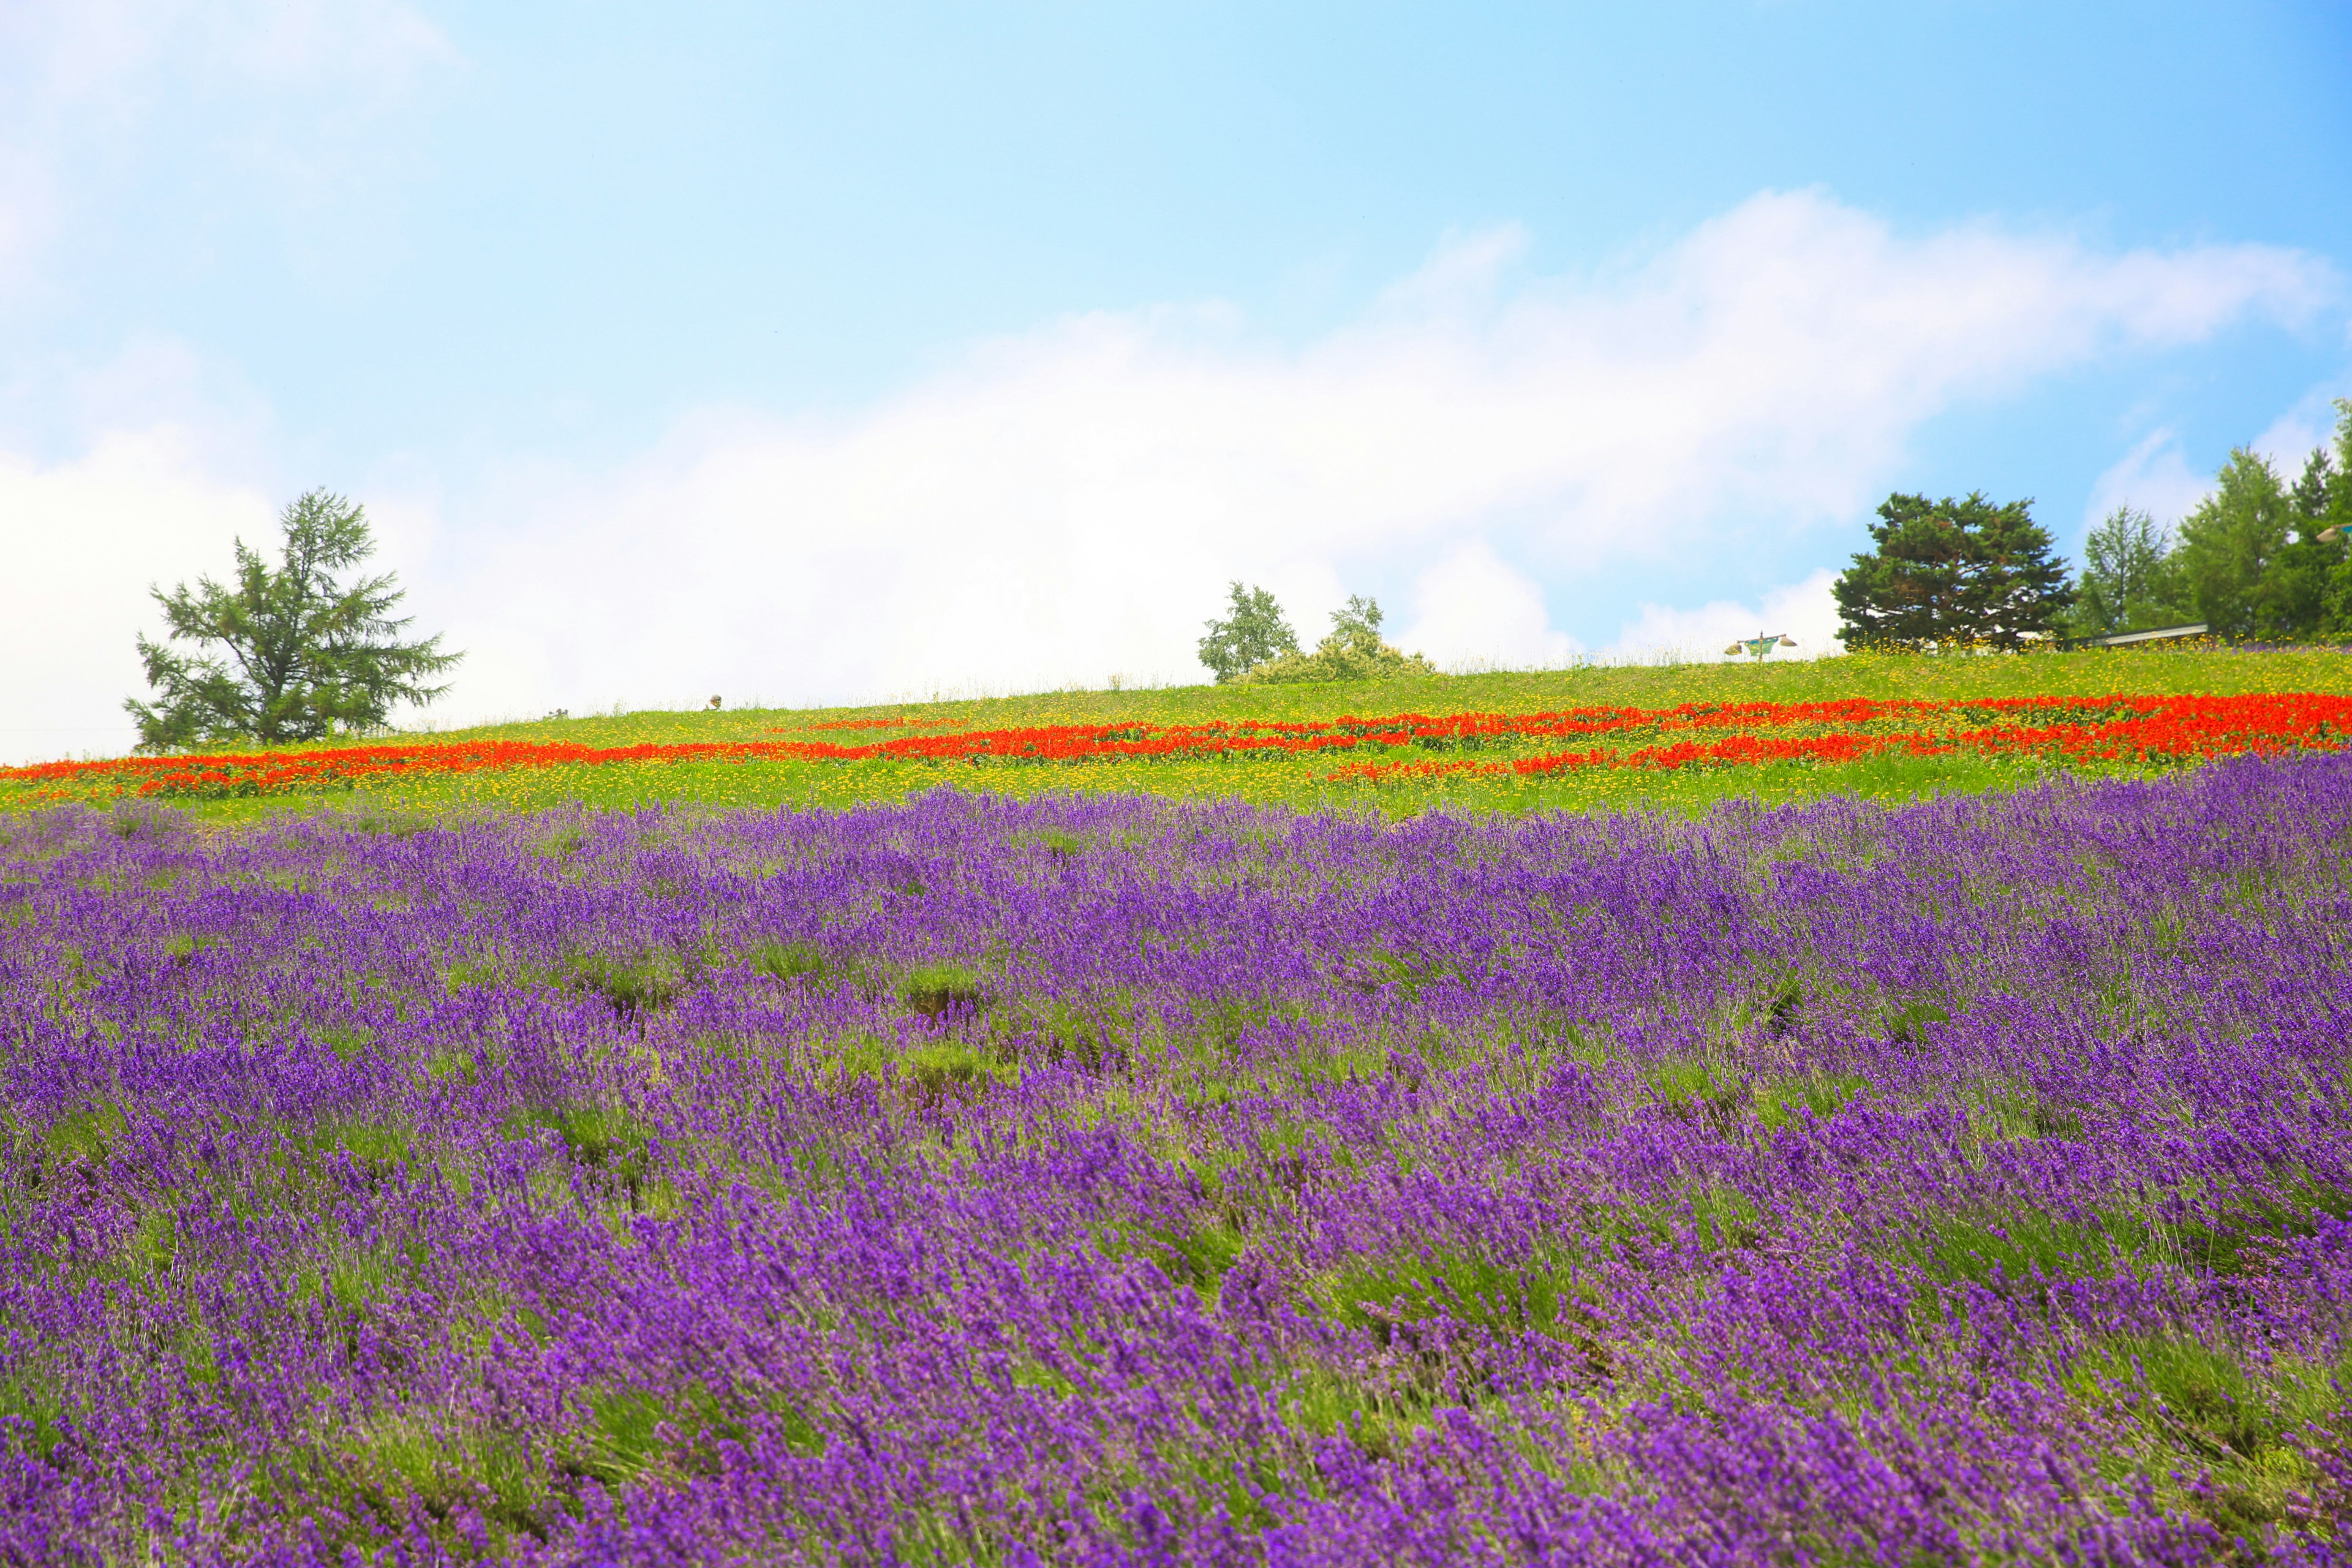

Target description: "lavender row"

left=3, top=758, right=2350, bottom=1563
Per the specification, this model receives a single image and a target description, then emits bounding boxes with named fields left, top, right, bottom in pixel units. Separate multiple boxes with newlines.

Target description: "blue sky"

left=2, top=1, right=2348, bottom=757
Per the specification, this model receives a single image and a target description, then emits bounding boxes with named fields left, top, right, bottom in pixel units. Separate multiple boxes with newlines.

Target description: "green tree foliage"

left=127, top=489, right=462, bottom=751
left=2067, top=507, right=2194, bottom=639
left=2053, top=403, right=2352, bottom=646
left=2312, top=400, right=2352, bottom=636
left=2289, top=445, right=2336, bottom=527
left=2171, top=435, right=2352, bottom=642
left=1831, top=492, right=2073, bottom=650
left=1197, top=582, right=1300, bottom=684
left=2173, top=448, right=2305, bottom=638
left=1242, top=595, right=1438, bottom=684
left=2272, top=444, right=2346, bottom=638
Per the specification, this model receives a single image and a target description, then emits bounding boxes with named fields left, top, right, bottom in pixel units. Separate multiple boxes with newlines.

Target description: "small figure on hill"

left=126, top=489, right=461, bottom=750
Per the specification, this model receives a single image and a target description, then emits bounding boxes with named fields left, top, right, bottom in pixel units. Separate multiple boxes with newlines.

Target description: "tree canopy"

left=1197, top=582, right=1300, bottom=684
left=1242, top=595, right=1438, bottom=684
left=1832, top=491, right=2071, bottom=650
left=2172, top=448, right=2299, bottom=638
left=2047, top=401, right=2352, bottom=646
left=2162, top=421, right=2352, bottom=640
left=2068, top=506, right=2194, bottom=639
left=127, top=489, right=462, bottom=751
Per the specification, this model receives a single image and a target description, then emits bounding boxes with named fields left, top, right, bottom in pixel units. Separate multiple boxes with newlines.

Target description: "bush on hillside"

left=1197, top=582, right=1300, bottom=684
left=1240, top=595, right=1437, bottom=684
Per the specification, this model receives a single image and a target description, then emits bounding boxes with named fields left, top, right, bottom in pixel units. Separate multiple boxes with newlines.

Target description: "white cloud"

left=2083, top=380, right=2351, bottom=546
left=1, top=190, right=2339, bottom=756
left=1400, top=543, right=1582, bottom=672
left=1374, top=222, right=1532, bottom=317
left=2250, top=380, right=2351, bottom=481
left=1609, top=570, right=1846, bottom=663
left=1, top=1, right=453, bottom=116
left=0, top=428, right=271, bottom=764
left=2082, top=428, right=2217, bottom=535
left=413, top=191, right=2323, bottom=717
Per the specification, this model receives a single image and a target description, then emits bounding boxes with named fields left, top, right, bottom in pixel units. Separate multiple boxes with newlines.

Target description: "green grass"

left=2068, top=1335, right=2350, bottom=1543
left=386, top=643, right=2352, bottom=745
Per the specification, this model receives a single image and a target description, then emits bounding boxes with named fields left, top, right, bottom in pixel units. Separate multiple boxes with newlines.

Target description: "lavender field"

left=5, top=756, right=2351, bottom=1564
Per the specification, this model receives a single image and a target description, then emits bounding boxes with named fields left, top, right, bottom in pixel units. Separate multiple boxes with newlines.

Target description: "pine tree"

left=1832, top=492, right=2071, bottom=650
left=2290, top=446, right=2337, bottom=526
left=2269, top=444, right=2344, bottom=638
left=127, top=489, right=462, bottom=750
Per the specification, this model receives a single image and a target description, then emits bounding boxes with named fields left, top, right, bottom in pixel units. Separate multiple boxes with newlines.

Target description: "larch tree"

left=2068, top=507, right=2194, bottom=639
left=2173, top=449, right=2297, bottom=638
left=127, top=489, right=462, bottom=751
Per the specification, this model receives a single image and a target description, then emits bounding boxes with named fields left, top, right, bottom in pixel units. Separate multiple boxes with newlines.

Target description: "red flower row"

left=7, top=693, right=2348, bottom=798
left=1331, top=693, right=2352, bottom=782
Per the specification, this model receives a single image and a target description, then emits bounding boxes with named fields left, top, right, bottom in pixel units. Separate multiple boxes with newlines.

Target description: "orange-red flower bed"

left=1329, top=693, right=2352, bottom=782
left=9, top=693, right=2351, bottom=799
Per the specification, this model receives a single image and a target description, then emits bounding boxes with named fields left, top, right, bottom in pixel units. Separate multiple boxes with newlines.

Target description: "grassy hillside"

left=13, top=645, right=2352, bottom=821
left=432, top=643, right=2352, bottom=745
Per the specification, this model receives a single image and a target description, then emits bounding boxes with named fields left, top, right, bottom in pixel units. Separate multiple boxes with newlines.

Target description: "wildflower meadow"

left=5, top=650, right=2352, bottom=1562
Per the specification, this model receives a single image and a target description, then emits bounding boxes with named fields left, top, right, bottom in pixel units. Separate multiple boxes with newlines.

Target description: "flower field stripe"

left=4, top=756, right=2352, bottom=1559
left=7, top=692, right=2352, bottom=800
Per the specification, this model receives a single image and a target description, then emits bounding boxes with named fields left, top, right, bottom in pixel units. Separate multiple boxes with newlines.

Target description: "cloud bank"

left=423, top=191, right=2326, bottom=714
left=0, top=190, right=2337, bottom=760
left=0, top=429, right=271, bottom=761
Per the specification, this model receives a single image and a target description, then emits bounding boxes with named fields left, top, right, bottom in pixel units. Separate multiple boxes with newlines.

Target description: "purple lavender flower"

left=2, top=756, right=2348, bottom=1562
